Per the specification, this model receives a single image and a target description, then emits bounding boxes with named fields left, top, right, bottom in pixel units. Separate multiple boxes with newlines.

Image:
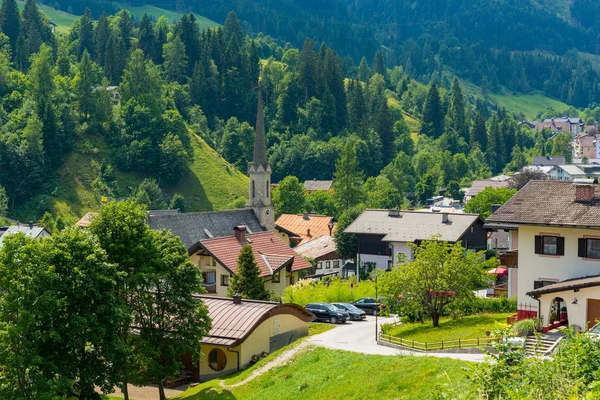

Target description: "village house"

left=0, top=223, right=50, bottom=247
left=463, top=175, right=511, bottom=202
left=303, top=179, right=334, bottom=194
left=293, top=235, right=353, bottom=279
left=274, top=213, right=336, bottom=246
left=531, top=155, right=566, bottom=167
left=486, top=180, right=600, bottom=331
left=533, top=117, right=583, bottom=136
left=579, top=135, right=596, bottom=158
left=344, top=209, right=487, bottom=272
left=183, top=294, right=314, bottom=381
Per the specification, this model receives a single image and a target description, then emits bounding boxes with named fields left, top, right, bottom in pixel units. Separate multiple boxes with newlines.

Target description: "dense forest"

left=0, top=0, right=577, bottom=223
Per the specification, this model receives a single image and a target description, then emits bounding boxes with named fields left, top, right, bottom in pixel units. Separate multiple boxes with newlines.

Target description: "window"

left=333, top=261, right=340, bottom=269
left=386, top=260, right=392, bottom=271
left=266, top=180, right=270, bottom=198
left=251, top=180, right=255, bottom=199
left=221, top=274, right=229, bottom=286
left=208, top=348, right=227, bottom=371
left=272, top=271, right=280, bottom=283
left=579, top=238, right=600, bottom=259
left=316, top=262, right=322, bottom=270
left=534, top=235, right=564, bottom=256
left=325, top=261, right=331, bottom=269
left=533, top=280, right=557, bottom=290
left=202, top=272, right=216, bottom=293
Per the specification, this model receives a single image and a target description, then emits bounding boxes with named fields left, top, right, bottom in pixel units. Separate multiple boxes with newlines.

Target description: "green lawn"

left=382, top=313, right=511, bottom=343
left=172, top=346, right=475, bottom=400
left=6, top=1, right=77, bottom=34
left=308, top=323, right=336, bottom=336
left=487, top=91, right=569, bottom=120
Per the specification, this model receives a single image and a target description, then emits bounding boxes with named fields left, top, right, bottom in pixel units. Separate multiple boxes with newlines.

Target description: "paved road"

left=310, top=315, right=486, bottom=362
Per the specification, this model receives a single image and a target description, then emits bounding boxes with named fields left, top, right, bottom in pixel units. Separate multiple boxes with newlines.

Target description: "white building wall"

left=517, top=225, right=600, bottom=311
left=358, top=253, right=391, bottom=271
left=391, top=242, right=414, bottom=265
left=538, top=286, right=600, bottom=330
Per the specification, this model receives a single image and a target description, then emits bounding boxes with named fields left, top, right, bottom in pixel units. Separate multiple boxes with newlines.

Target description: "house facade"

left=293, top=235, right=353, bottom=279
left=344, top=209, right=487, bottom=272
left=185, top=295, right=314, bottom=381
left=486, top=180, right=600, bottom=331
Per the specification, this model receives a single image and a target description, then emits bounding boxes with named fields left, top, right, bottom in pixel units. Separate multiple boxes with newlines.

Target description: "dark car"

left=352, top=297, right=386, bottom=316
left=332, top=303, right=366, bottom=321
left=305, top=303, right=349, bottom=324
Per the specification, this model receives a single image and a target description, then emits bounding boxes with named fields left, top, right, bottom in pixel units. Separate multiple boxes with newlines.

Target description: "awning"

left=487, top=267, right=508, bottom=275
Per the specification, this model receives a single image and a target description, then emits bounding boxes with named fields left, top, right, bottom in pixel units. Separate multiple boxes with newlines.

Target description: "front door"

left=587, top=299, right=600, bottom=329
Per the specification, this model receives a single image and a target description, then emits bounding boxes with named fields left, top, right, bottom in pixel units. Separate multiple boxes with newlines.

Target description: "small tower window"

left=266, top=180, right=270, bottom=198
left=251, top=180, right=255, bottom=199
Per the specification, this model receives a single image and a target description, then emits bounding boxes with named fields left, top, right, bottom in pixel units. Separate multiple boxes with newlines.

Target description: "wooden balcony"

left=499, top=250, right=518, bottom=269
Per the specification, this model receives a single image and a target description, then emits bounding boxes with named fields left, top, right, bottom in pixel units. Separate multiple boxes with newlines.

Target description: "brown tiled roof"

left=275, top=214, right=335, bottom=245
left=527, top=275, right=600, bottom=297
left=198, top=231, right=312, bottom=277
left=294, top=235, right=339, bottom=260
left=486, top=181, right=600, bottom=228
left=76, top=212, right=98, bottom=228
left=197, top=295, right=314, bottom=346
left=304, top=180, right=333, bottom=191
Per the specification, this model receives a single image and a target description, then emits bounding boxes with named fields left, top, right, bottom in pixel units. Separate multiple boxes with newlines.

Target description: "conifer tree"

left=333, top=143, right=365, bottom=211
left=372, top=50, right=386, bottom=77
left=374, top=100, right=394, bottom=165
left=104, top=31, right=126, bottom=83
left=448, top=77, right=467, bottom=141
left=297, top=38, right=318, bottom=103
left=470, top=109, right=488, bottom=151
left=74, top=50, right=100, bottom=119
left=358, top=56, right=370, bottom=82
left=162, top=34, right=188, bottom=83
left=137, top=14, right=154, bottom=56
left=348, top=78, right=366, bottom=129
left=323, top=49, right=347, bottom=133
left=94, top=13, right=110, bottom=66
left=21, top=0, right=46, bottom=57
left=486, top=113, right=503, bottom=174
left=421, top=82, right=444, bottom=138
left=0, top=0, right=20, bottom=56
left=228, top=245, right=270, bottom=300
left=116, top=10, right=133, bottom=53
left=78, top=8, right=94, bottom=60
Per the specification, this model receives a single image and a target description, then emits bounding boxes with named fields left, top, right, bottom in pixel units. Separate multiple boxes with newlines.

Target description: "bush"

left=448, top=296, right=517, bottom=316
left=511, top=318, right=541, bottom=337
left=282, top=276, right=376, bottom=306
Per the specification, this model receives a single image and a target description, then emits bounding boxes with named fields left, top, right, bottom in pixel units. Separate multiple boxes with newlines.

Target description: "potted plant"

left=560, top=306, right=568, bottom=321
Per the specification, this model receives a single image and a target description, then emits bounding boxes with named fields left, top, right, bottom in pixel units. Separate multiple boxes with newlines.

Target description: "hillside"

left=10, top=131, right=249, bottom=224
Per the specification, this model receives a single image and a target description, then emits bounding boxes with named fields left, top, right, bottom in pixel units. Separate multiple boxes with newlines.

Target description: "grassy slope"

left=11, top=131, right=248, bottom=224
left=9, top=1, right=77, bottom=34
left=122, top=5, right=219, bottom=28
left=383, top=313, right=511, bottom=342
left=174, top=347, right=475, bottom=400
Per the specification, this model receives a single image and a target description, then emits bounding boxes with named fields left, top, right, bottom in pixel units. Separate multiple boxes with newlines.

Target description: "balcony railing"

left=203, top=283, right=217, bottom=294
left=499, top=250, right=518, bottom=269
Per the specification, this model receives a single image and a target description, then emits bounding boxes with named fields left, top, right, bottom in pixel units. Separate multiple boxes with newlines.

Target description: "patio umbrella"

left=487, top=267, right=508, bottom=275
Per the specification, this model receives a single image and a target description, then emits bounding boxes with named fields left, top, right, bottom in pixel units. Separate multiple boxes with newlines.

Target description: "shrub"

left=448, top=296, right=517, bottom=316
left=511, top=318, right=541, bottom=337
left=282, top=276, right=376, bottom=306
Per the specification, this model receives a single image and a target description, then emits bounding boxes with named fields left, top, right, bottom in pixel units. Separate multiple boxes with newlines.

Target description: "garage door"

left=587, top=299, right=600, bottom=329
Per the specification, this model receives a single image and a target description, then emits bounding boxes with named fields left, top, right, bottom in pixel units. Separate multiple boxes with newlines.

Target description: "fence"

left=379, top=333, right=498, bottom=352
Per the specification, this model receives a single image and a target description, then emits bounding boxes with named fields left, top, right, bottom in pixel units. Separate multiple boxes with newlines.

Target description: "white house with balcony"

left=487, top=179, right=600, bottom=331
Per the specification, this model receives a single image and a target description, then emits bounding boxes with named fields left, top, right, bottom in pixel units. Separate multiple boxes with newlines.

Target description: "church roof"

left=148, top=209, right=265, bottom=252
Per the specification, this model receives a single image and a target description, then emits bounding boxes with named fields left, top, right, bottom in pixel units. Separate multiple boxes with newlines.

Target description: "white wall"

left=359, top=253, right=391, bottom=271
left=391, top=242, right=413, bottom=264
left=517, top=225, right=600, bottom=311
left=538, top=287, right=600, bottom=330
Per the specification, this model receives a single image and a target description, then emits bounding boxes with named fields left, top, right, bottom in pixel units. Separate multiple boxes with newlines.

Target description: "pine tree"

left=104, top=31, right=126, bottom=83
left=358, top=56, right=370, bottom=82
left=374, top=101, right=394, bottom=165
left=448, top=77, right=467, bottom=141
left=223, top=11, right=243, bottom=51
left=116, top=10, right=133, bottom=53
left=78, top=8, right=94, bottom=60
left=372, top=50, right=386, bottom=77
left=0, top=0, right=20, bottom=57
left=93, top=13, right=110, bottom=66
left=470, top=109, right=488, bottom=151
left=297, top=39, right=318, bottom=104
left=333, top=143, right=365, bottom=211
left=137, top=14, right=154, bottom=56
left=176, top=14, right=200, bottom=73
left=348, top=78, right=366, bottom=129
left=21, top=0, right=46, bottom=57
left=323, top=49, right=347, bottom=133
left=421, top=83, right=444, bottom=138
left=188, top=53, right=219, bottom=118
left=162, top=34, right=188, bottom=83
left=152, top=17, right=169, bottom=65
left=74, top=50, right=100, bottom=119
left=228, top=245, right=270, bottom=300
left=486, top=113, right=503, bottom=174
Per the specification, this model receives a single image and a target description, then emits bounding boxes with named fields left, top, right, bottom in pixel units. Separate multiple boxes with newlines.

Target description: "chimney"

left=302, top=212, right=309, bottom=220
left=442, top=213, right=449, bottom=223
left=29, top=221, right=33, bottom=230
left=307, top=228, right=311, bottom=237
left=233, top=294, right=242, bottom=305
left=574, top=179, right=596, bottom=203
left=234, top=225, right=247, bottom=242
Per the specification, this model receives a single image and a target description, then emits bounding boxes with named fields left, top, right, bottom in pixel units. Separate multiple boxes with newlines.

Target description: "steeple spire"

left=253, top=79, right=268, bottom=167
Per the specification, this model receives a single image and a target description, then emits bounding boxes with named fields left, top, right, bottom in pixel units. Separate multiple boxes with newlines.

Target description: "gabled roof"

left=486, top=180, right=600, bottom=228
left=197, top=295, right=314, bottom=346
left=527, top=275, right=600, bottom=297
left=465, top=179, right=510, bottom=197
left=294, top=235, right=339, bottom=260
left=304, top=179, right=333, bottom=191
left=76, top=212, right=98, bottom=228
left=531, top=156, right=566, bottom=166
left=198, top=231, right=312, bottom=277
left=0, top=225, right=50, bottom=247
left=344, top=210, right=481, bottom=243
left=148, top=209, right=265, bottom=250
left=275, top=214, right=335, bottom=245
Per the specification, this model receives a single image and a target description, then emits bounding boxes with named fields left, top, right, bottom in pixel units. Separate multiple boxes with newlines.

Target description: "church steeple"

left=247, top=78, right=274, bottom=231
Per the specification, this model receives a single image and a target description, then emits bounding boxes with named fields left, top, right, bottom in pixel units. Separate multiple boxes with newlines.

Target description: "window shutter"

left=534, top=235, right=543, bottom=254
left=578, top=238, right=587, bottom=258
left=533, top=280, right=543, bottom=290
left=557, top=237, right=565, bottom=256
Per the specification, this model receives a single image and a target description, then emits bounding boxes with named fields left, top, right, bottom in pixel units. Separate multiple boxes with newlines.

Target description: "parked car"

left=305, top=303, right=348, bottom=324
left=352, top=298, right=386, bottom=316
left=332, top=303, right=366, bottom=321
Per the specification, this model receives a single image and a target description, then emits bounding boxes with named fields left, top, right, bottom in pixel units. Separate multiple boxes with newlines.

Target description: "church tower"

left=247, top=80, right=275, bottom=231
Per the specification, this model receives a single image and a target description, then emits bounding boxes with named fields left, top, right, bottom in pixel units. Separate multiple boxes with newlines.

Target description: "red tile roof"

left=275, top=214, right=335, bottom=245
left=199, top=231, right=312, bottom=277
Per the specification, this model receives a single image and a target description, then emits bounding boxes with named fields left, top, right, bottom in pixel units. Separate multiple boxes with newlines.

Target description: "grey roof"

left=304, top=180, right=333, bottom=191
left=344, top=209, right=481, bottom=242
left=148, top=209, right=265, bottom=250
left=486, top=180, right=600, bottom=228
left=465, top=179, right=510, bottom=197
left=532, top=156, right=566, bottom=166
left=0, top=226, right=49, bottom=247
